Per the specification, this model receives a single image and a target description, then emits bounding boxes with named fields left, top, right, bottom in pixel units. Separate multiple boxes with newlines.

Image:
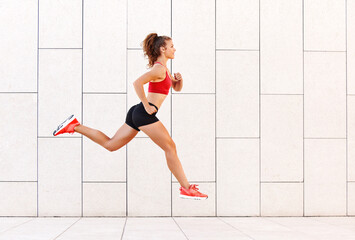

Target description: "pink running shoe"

left=179, top=184, right=208, bottom=200
left=53, top=115, right=80, bottom=136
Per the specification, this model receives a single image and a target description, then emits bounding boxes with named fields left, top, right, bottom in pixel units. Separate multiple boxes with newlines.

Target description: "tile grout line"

left=302, top=0, right=305, bottom=217
left=0, top=181, right=38, bottom=183
left=126, top=0, right=128, bottom=218
left=304, top=50, right=346, bottom=52
left=39, top=48, right=83, bottom=49
left=81, top=0, right=84, bottom=217
left=217, top=217, right=256, bottom=240
left=0, top=92, right=38, bottom=94
left=120, top=217, right=128, bottom=240
left=259, top=0, right=261, bottom=217
left=82, top=92, right=127, bottom=94
left=52, top=218, right=82, bottom=240
left=345, top=0, right=348, bottom=216
left=37, top=0, right=39, bottom=217
left=0, top=218, right=36, bottom=236
left=216, top=137, right=260, bottom=139
left=216, top=49, right=259, bottom=51
left=38, top=136, right=82, bottom=138
left=215, top=0, right=217, bottom=217
left=172, top=217, right=189, bottom=240
left=170, top=0, right=173, bottom=217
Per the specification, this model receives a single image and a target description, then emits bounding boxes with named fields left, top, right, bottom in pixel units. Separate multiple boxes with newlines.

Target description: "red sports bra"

left=148, top=62, right=172, bottom=95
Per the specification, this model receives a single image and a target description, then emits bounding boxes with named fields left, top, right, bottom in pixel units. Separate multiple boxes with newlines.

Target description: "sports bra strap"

left=154, top=62, right=167, bottom=68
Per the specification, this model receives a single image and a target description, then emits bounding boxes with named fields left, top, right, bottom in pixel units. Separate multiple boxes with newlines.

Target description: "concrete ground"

left=0, top=216, right=354, bottom=239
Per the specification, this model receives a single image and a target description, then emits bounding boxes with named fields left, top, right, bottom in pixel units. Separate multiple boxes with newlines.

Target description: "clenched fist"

left=173, top=72, right=183, bottom=82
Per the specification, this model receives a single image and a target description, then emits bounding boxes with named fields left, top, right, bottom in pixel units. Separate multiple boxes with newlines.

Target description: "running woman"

left=53, top=33, right=208, bottom=200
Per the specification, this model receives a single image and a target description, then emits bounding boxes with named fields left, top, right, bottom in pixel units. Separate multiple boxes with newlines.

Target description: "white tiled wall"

left=260, top=0, right=303, bottom=94
left=304, top=0, right=346, bottom=51
left=0, top=0, right=353, bottom=217
left=82, top=94, right=126, bottom=182
left=304, top=52, right=346, bottom=138
left=261, top=183, right=303, bottom=216
left=83, top=0, right=126, bottom=93
left=304, top=139, right=347, bottom=216
left=261, top=95, right=303, bottom=182
left=127, top=138, right=171, bottom=216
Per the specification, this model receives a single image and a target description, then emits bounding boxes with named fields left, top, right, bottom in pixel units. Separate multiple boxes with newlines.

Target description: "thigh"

left=105, top=123, right=139, bottom=151
left=138, top=121, right=175, bottom=152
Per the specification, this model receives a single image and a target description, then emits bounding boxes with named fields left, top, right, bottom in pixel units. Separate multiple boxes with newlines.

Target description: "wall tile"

left=216, top=51, right=259, bottom=137
left=172, top=0, right=215, bottom=93
left=348, top=0, right=355, bottom=94
left=304, top=52, right=346, bottom=138
left=127, top=138, right=171, bottom=216
left=348, top=96, right=355, bottom=181
left=0, top=0, right=37, bottom=92
left=0, top=182, right=37, bottom=216
left=261, top=95, right=303, bottom=181
left=216, top=0, right=258, bottom=49
left=83, top=0, right=126, bottom=93
left=0, top=94, right=37, bottom=181
left=260, top=0, right=303, bottom=94
left=127, top=0, right=170, bottom=48
left=39, top=0, right=81, bottom=48
left=261, top=183, right=303, bottom=216
left=304, top=139, right=346, bottom=216
left=304, top=0, right=346, bottom=51
left=127, top=50, right=171, bottom=138
left=172, top=94, right=215, bottom=182
left=217, top=139, right=259, bottom=216
left=38, top=138, right=81, bottom=216
left=349, top=182, right=355, bottom=216
left=38, top=49, right=82, bottom=137
left=172, top=182, right=215, bottom=216
left=83, top=183, right=125, bottom=216
left=83, top=94, right=126, bottom=182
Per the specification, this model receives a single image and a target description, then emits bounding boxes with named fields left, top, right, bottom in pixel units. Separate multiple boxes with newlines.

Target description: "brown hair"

left=141, top=33, right=172, bottom=68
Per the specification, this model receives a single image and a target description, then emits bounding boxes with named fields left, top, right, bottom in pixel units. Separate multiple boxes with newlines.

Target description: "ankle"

left=74, top=124, right=80, bottom=132
left=183, top=184, right=190, bottom=190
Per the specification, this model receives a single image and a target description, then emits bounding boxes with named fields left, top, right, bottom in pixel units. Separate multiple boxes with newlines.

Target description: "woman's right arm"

left=133, top=65, right=165, bottom=109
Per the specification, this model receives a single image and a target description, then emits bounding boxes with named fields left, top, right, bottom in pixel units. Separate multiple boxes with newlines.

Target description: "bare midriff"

left=146, top=92, right=168, bottom=110
left=146, top=69, right=173, bottom=110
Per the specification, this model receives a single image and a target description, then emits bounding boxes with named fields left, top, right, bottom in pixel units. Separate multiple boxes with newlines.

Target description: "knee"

left=106, top=145, right=116, bottom=152
left=165, top=140, right=177, bottom=153
left=105, top=141, right=118, bottom=152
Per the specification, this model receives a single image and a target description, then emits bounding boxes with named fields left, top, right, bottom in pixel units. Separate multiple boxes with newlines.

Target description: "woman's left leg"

left=74, top=123, right=138, bottom=152
left=138, top=121, right=190, bottom=190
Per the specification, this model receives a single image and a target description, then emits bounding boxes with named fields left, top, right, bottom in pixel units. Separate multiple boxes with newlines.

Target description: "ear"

left=160, top=46, right=166, bottom=53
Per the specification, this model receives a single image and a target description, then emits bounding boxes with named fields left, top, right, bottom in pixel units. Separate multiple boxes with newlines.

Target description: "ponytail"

left=141, top=33, right=171, bottom=68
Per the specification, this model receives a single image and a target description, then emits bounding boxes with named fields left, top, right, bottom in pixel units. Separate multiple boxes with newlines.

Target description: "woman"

left=53, top=33, right=208, bottom=200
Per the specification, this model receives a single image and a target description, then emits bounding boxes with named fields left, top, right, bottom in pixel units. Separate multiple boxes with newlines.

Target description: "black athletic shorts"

left=125, top=102, right=159, bottom=131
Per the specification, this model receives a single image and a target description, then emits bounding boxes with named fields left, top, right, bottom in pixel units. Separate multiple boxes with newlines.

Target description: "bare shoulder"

left=149, top=64, right=166, bottom=82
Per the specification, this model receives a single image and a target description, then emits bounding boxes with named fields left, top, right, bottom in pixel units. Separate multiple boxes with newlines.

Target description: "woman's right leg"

left=74, top=123, right=139, bottom=152
left=138, top=121, right=191, bottom=190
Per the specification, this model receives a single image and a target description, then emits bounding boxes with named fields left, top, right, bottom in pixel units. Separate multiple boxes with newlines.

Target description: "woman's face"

left=163, top=40, right=176, bottom=59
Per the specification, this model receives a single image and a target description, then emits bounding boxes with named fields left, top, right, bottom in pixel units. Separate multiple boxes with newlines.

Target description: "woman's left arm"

left=172, top=72, right=183, bottom=91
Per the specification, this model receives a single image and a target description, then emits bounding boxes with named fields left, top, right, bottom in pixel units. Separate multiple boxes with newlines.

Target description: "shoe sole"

left=179, top=194, right=208, bottom=200
left=53, top=114, right=75, bottom=136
